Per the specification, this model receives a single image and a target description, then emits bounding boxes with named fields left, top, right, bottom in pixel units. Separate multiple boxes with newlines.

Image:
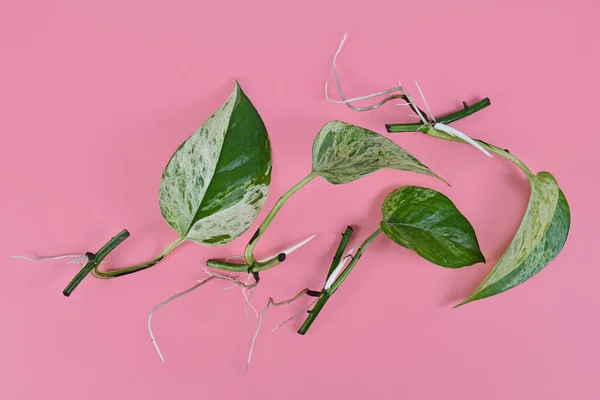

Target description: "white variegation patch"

left=158, top=82, right=272, bottom=246
left=459, top=172, right=564, bottom=306
left=185, top=182, right=269, bottom=245
left=159, top=96, right=233, bottom=235
left=312, top=121, right=441, bottom=184
left=479, top=172, right=559, bottom=284
left=489, top=191, right=570, bottom=292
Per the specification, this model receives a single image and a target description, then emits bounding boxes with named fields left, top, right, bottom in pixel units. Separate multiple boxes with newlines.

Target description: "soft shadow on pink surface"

left=1, top=1, right=599, bottom=399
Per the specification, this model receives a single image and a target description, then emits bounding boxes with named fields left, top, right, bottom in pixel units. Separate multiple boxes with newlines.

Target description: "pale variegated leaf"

left=458, top=172, right=570, bottom=306
left=311, top=121, right=442, bottom=184
left=159, top=82, right=271, bottom=245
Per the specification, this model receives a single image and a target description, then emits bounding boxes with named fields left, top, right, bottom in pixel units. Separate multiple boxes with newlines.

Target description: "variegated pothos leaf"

left=158, top=82, right=271, bottom=245
left=458, top=172, right=570, bottom=306
left=311, top=121, right=442, bottom=184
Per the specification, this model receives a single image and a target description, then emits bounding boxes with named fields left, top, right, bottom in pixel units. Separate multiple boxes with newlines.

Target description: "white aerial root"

left=148, top=268, right=319, bottom=371
left=149, top=235, right=318, bottom=366
left=432, top=123, right=493, bottom=157
left=414, top=81, right=437, bottom=124
left=257, top=234, right=317, bottom=262
left=325, top=82, right=404, bottom=105
left=245, top=300, right=270, bottom=374
left=202, top=267, right=259, bottom=319
left=326, top=34, right=492, bottom=158
left=242, top=274, right=259, bottom=319
left=324, top=246, right=356, bottom=290
left=214, top=256, right=260, bottom=319
left=413, top=80, right=492, bottom=158
left=11, top=254, right=108, bottom=266
left=147, top=273, right=258, bottom=364
left=12, top=254, right=86, bottom=261
left=326, top=33, right=427, bottom=123
left=218, top=234, right=316, bottom=295
left=325, top=32, right=411, bottom=112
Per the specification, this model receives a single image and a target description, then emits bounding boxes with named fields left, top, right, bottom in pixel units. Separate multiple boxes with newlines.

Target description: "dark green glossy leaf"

left=380, top=186, right=485, bottom=268
left=312, top=121, right=443, bottom=184
left=159, top=81, right=271, bottom=245
left=458, top=174, right=570, bottom=306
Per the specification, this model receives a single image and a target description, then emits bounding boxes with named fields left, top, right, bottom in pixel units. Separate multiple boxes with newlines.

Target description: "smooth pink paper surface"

left=1, top=1, right=598, bottom=399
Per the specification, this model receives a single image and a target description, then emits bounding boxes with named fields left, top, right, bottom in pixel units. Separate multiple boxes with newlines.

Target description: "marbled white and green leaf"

left=458, top=172, right=570, bottom=306
left=159, top=81, right=271, bottom=246
left=312, top=121, right=443, bottom=184
left=380, top=186, right=485, bottom=268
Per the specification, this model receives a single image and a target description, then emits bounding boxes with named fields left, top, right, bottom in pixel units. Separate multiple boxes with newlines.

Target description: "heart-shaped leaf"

left=458, top=173, right=570, bottom=306
left=380, top=186, right=485, bottom=268
left=312, top=121, right=442, bottom=184
left=159, top=81, right=272, bottom=246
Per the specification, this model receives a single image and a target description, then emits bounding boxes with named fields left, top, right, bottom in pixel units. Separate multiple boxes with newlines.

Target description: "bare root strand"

left=271, top=297, right=319, bottom=332
left=11, top=254, right=108, bottom=266
left=414, top=81, right=437, bottom=123
left=245, top=288, right=321, bottom=372
left=147, top=274, right=258, bottom=364
left=412, top=79, right=490, bottom=155
left=327, top=33, right=407, bottom=111
left=325, top=81, right=407, bottom=111
left=326, top=32, right=430, bottom=120
left=242, top=274, right=259, bottom=319
left=208, top=262, right=258, bottom=319
left=270, top=288, right=315, bottom=306
left=245, top=300, right=270, bottom=374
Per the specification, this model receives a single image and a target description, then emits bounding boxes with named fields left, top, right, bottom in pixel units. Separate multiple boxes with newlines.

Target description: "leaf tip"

left=434, top=172, right=452, bottom=187
left=233, top=79, right=242, bottom=92
left=453, top=297, right=472, bottom=309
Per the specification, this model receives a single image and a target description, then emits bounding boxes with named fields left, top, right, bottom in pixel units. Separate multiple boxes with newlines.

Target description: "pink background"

left=1, top=1, right=598, bottom=399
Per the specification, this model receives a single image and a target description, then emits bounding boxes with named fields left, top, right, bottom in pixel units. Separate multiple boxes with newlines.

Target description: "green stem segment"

left=385, top=98, right=492, bottom=133
left=205, top=171, right=317, bottom=274
left=385, top=97, right=534, bottom=178
left=297, top=293, right=330, bottom=334
left=326, top=226, right=354, bottom=279
left=243, top=171, right=317, bottom=268
left=206, top=253, right=285, bottom=273
left=92, top=237, right=183, bottom=278
left=427, top=131, right=534, bottom=178
left=63, top=233, right=183, bottom=296
left=298, top=227, right=382, bottom=335
left=328, top=228, right=382, bottom=294
left=66, top=171, right=318, bottom=293
left=62, top=230, right=130, bottom=296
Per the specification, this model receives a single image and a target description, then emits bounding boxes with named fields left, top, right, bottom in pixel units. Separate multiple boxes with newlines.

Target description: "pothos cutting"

left=14, top=34, right=570, bottom=370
